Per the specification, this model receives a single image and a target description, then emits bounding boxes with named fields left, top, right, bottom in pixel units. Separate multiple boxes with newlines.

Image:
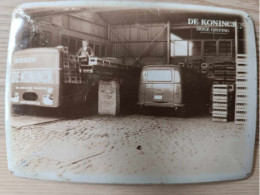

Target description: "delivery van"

left=137, top=65, right=210, bottom=114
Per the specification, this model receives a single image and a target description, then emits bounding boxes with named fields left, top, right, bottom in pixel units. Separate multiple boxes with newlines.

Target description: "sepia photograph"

left=5, top=1, right=257, bottom=184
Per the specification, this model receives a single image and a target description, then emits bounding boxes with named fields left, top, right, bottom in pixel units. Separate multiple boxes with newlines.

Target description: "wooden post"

left=167, top=21, right=170, bottom=64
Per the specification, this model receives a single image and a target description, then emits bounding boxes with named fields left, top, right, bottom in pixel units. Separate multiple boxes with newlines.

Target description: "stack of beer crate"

left=192, top=59, right=202, bottom=73
left=212, top=84, right=235, bottom=122
left=235, top=54, right=248, bottom=125
left=57, top=46, right=82, bottom=84
left=213, top=63, right=226, bottom=82
left=225, top=63, right=236, bottom=83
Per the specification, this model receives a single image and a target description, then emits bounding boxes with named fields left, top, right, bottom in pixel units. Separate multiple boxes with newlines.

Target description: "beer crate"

left=235, top=95, right=247, bottom=103
left=201, top=69, right=207, bottom=74
left=226, top=65, right=236, bottom=70
left=213, top=63, right=226, bottom=70
left=237, top=62, right=247, bottom=72
left=62, top=53, right=69, bottom=61
left=235, top=117, right=247, bottom=125
left=201, top=63, right=208, bottom=69
left=235, top=108, right=247, bottom=118
left=236, top=54, right=247, bottom=63
left=69, top=62, right=76, bottom=69
left=212, top=115, right=232, bottom=122
left=89, top=57, right=105, bottom=66
left=235, top=102, right=247, bottom=110
left=212, top=94, right=232, bottom=102
left=212, top=107, right=232, bottom=116
left=214, top=70, right=225, bottom=75
left=69, top=55, right=77, bottom=62
left=207, top=73, right=214, bottom=79
left=187, top=63, right=193, bottom=69
left=226, top=70, right=236, bottom=76
left=56, top=46, right=69, bottom=53
left=213, top=76, right=225, bottom=81
left=63, top=62, right=70, bottom=69
left=212, top=84, right=234, bottom=94
left=213, top=101, right=233, bottom=108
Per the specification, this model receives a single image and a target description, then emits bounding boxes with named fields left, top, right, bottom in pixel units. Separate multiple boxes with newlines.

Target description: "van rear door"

left=144, top=69, right=174, bottom=106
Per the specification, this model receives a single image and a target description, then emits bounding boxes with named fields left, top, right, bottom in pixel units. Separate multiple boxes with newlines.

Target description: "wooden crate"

left=98, top=80, right=120, bottom=115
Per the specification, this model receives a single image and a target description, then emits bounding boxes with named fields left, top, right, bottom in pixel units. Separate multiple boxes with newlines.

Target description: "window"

left=147, top=70, right=172, bottom=82
left=219, top=41, right=232, bottom=56
left=174, top=70, right=180, bottom=83
left=189, top=41, right=201, bottom=56
left=171, top=41, right=188, bottom=56
left=31, top=31, right=51, bottom=47
left=204, top=41, right=216, bottom=56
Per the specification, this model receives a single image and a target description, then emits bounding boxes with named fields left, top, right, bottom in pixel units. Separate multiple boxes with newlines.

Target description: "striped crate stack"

left=212, top=84, right=235, bottom=122
left=225, top=63, right=236, bottom=83
left=213, top=63, right=226, bottom=81
left=235, top=54, right=248, bottom=125
left=56, top=46, right=82, bottom=84
left=212, top=62, right=236, bottom=84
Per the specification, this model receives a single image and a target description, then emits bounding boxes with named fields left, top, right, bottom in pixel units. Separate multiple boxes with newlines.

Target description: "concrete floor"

left=8, top=113, right=247, bottom=184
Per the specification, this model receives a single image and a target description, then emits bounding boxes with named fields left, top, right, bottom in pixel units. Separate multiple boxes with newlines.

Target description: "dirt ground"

left=8, top=113, right=247, bottom=183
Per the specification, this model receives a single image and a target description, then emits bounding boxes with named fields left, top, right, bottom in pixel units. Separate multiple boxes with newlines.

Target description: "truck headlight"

left=11, top=92, right=19, bottom=102
left=42, top=94, right=54, bottom=105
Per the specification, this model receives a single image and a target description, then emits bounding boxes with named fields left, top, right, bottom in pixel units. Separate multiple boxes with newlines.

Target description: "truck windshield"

left=147, top=70, right=172, bottom=82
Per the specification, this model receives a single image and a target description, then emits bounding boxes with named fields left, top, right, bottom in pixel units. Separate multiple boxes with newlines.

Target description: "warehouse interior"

left=14, top=6, right=248, bottom=123
left=8, top=4, right=255, bottom=184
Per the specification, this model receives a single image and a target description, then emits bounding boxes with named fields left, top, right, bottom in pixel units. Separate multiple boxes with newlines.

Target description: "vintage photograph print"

left=5, top=1, right=257, bottom=184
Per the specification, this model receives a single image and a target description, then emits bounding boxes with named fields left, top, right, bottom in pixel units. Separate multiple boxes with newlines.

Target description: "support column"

left=98, top=80, right=120, bottom=115
left=167, top=21, right=171, bottom=64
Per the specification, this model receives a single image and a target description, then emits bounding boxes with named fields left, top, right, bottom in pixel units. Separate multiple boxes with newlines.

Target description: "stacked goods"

left=212, top=62, right=236, bottom=83
left=57, top=46, right=82, bottom=84
left=225, top=63, right=236, bottom=82
left=235, top=54, right=248, bottom=125
left=192, top=59, right=202, bottom=73
left=213, top=63, right=226, bottom=81
left=98, top=80, right=120, bottom=115
left=212, top=84, right=235, bottom=122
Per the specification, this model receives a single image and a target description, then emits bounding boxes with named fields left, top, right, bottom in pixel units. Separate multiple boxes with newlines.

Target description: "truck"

left=10, top=47, right=140, bottom=115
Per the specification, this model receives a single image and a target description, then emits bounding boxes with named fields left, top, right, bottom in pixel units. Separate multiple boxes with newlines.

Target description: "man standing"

left=76, top=40, right=94, bottom=58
